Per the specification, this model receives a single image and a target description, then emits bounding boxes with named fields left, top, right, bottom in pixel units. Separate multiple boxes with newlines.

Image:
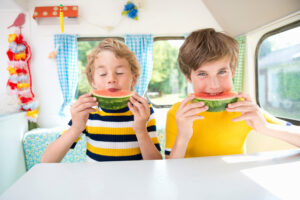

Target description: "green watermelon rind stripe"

left=192, top=97, right=238, bottom=112
left=92, top=94, right=132, bottom=110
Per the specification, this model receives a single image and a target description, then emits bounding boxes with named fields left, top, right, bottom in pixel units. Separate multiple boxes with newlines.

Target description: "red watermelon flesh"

left=192, top=91, right=238, bottom=112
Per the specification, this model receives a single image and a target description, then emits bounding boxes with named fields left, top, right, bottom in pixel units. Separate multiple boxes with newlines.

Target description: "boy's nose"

left=107, top=73, right=117, bottom=83
left=208, top=77, right=220, bottom=89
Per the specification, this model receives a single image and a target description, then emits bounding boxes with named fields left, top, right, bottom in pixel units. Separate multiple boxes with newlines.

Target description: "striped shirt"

left=64, top=105, right=161, bottom=162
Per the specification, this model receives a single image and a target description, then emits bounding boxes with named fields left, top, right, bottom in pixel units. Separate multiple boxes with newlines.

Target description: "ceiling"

left=202, top=0, right=300, bottom=36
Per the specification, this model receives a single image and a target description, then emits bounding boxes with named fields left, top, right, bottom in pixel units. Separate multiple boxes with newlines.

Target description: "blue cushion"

left=23, top=127, right=86, bottom=170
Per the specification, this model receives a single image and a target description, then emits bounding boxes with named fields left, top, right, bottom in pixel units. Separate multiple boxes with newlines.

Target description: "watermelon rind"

left=92, top=90, right=134, bottom=110
left=192, top=93, right=238, bottom=112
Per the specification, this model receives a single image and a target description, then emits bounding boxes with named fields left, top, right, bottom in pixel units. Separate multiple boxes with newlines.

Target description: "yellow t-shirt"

left=165, top=102, right=286, bottom=157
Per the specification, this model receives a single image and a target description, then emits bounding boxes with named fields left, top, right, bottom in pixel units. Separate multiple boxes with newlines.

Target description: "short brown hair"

left=85, top=38, right=141, bottom=85
left=178, top=28, right=238, bottom=79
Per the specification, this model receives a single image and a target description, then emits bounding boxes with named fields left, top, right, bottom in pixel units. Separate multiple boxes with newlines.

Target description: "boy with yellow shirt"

left=165, top=28, right=300, bottom=158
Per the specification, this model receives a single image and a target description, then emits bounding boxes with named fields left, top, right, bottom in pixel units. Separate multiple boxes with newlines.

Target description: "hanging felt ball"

left=6, top=49, right=15, bottom=61
left=8, top=34, right=17, bottom=43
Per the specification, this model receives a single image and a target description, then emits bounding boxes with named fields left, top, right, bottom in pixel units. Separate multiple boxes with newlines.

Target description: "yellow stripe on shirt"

left=87, top=143, right=141, bottom=156
left=91, top=109, right=133, bottom=116
left=147, top=118, right=156, bottom=127
left=86, top=126, right=135, bottom=135
left=151, top=137, right=159, bottom=144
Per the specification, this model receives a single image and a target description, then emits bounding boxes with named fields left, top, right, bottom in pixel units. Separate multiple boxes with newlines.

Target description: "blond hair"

left=178, top=28, right=239, bottom=79
left=85, top=38, right=141, bottom=85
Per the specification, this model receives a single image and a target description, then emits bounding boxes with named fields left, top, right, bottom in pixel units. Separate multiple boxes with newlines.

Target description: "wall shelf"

left=32, top=5, right=78, bottom=25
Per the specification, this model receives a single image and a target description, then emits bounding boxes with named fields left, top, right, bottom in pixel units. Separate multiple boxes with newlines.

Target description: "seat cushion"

left=23, top=127, right=86, bottom=170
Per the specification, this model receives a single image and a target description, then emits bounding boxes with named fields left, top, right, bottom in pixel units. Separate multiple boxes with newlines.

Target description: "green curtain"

left=233, top=35, right=246, bottom=93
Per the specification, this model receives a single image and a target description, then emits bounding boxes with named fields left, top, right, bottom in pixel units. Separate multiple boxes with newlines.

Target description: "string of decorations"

left=6, top=13, right=39, bottom=130
left=78, top=1, right=141, bottom=33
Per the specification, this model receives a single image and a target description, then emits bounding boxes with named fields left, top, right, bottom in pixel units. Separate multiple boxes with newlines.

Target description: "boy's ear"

left=91, top=79, right=97, bottom=89
left=184, top=74, right=192, bottom=84
left=132, top=75, right=138, bottom=88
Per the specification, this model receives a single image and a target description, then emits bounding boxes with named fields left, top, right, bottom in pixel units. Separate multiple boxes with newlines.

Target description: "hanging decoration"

left=122, top=1, right=138, bottom=20
left=47, top=4, right=65, bottom=59
left=6, top=13, right=39, bottom=130
left=59, top=4, right=64, bottom=33
left=7, top=13, right=25, bottom=29
left=32, top=5, right=78, bottom=21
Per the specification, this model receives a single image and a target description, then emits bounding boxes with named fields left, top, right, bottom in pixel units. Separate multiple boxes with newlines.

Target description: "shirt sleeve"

left=147, top=104, right=161, bottom=152
left=59, top=119, right=85, bottom=149
left=165, top=103, right=180, bottom=156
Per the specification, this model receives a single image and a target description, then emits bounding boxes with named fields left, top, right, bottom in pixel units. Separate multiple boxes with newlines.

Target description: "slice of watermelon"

left=92, top=89, right=134, bottom=110
left=192, top=92, right=238, bottom=112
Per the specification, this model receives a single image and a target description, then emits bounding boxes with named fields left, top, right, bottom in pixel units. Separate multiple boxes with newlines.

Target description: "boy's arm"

left=41, top=127, right=82, bottom=163
left=259, top=123, right=300, bottom=147
left=227, top=93, right=300, bottom=147
left=166, top=95, right=208, bottom=159
left=41, top=93, right=97, bottom=163
left=128, top=93, right=162, bottom=160
left=135, top=129, right=162, bottom=160
left=167, top=137, right=190, bottom=159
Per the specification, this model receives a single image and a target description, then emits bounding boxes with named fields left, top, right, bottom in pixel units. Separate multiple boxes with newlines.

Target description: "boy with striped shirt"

left=42, top=39, right=162, bottom=162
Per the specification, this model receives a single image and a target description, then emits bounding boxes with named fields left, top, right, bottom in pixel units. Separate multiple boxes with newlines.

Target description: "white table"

left=1, top=150, right=300, bottom=200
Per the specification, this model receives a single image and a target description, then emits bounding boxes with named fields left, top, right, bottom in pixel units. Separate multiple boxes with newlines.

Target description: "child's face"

left=92, top=50, right=137, bottom=92
left=187, top=57, right=235, bottom=95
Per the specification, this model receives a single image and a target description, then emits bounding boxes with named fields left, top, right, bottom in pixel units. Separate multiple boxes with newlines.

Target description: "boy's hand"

left=226, top=93, right=267, bottom=131
left=70, top=92, right=98, bottom=133
left=175, top=95, right=208, bottom=142
left=128, top=93, right=150, bottom=134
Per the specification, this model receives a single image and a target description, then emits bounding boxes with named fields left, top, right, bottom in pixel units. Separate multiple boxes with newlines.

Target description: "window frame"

left=77, top=37, right=124, bottom=42
left=255, top=20, right=300, bottom=125
left=147, top=36, right=185, bottom=108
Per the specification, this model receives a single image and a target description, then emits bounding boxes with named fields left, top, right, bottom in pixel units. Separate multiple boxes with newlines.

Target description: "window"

left=256, top=21, right=300, bottom=124
left=76, top=37, right=124, bottom=98
left=147, top=37, right=187, bottom=108
left=77, top=37, right=188, bottom=107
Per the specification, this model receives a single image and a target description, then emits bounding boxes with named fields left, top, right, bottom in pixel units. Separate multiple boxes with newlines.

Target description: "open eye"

left=218, top=70, right=227, bottom=75
left=198, top=72, right=207, bottom=76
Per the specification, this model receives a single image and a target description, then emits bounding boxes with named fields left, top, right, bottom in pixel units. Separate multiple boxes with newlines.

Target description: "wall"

left=0, top=112, right=27, bottom=195
left=0, top=0, right=222, bottom=128
left=244, top=12, right=300, bottom=153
